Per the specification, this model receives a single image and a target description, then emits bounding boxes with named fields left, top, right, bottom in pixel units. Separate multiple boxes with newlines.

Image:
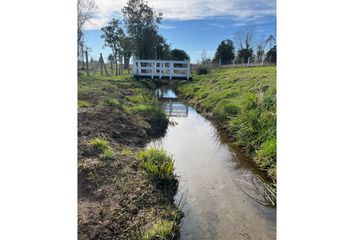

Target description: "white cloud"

left=85, top=0, right=275, bottom=30
left=159, top=24, right=177, bottom=30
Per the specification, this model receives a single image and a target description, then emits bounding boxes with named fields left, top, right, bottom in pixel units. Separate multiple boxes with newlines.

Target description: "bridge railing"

left=132, top=59, right=190, bottom=80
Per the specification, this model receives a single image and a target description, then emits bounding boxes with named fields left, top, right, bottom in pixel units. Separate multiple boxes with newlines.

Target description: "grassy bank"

left=78, top=72, right=182, bottom=239
left=177, top=66, right=276, bottom=180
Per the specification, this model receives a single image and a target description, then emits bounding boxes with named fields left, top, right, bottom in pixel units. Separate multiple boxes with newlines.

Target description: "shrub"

left=142, top=220, right=176, bottom=240
left=78, top=100, right=92, bottom=108
left=196, top=65, right=210, bottom=75
left=137, top=148, right=175, bottom=184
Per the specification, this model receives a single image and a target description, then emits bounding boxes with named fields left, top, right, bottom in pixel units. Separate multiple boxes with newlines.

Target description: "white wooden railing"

left=132, top=59, right=190, bottom=80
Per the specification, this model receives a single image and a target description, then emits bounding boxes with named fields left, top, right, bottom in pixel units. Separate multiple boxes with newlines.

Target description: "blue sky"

left=83, top=0, right=276, bottom=63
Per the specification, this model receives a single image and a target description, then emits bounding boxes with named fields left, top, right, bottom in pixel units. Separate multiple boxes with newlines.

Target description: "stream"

left=147, top=85, right=276, bottom=240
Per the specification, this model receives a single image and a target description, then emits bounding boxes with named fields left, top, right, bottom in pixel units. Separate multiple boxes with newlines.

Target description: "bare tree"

left=236, top=25, right=256, bottom=49
left=77, top=0, right=96, bottom=57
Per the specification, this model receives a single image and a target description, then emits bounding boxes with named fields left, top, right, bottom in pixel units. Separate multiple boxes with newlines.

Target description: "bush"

left=137, top=148, right=175, bottom=184
left=142, top=220, right=176, bottom=240
left=196, top=65, right=210, bottom=75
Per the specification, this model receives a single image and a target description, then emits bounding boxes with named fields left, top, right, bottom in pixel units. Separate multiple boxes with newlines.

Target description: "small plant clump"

left=142, top=219, right=176, bottom=240
left=88, top=137, right=115, bottom=160
left=137, top=148, right=176, bottom=185
left=196, top=65, right=210, bottom=75
left=78, top=100, right=92, bottom=108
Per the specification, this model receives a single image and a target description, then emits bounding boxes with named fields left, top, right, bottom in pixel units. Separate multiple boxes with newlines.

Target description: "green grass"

left=178, top=66, right=276, bottom=180
left=142, top=219, right=176, bottom=240
left=78, top=70, right=169, bottom=133
left=88, top=137, right=115, bottom=160
left=78, top=100, right=92, bottom=108
left=129, top=104, right=167, bottom=123
left=137, top=148, right=176, bottom=184
left=102, top=98, right=122, bottom=108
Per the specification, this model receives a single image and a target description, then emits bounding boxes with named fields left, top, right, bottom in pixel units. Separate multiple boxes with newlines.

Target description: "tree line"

left=209, top=26, right=276, bottom=66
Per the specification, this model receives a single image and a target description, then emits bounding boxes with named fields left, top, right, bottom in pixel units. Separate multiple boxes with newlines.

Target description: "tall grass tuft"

left=142, top=220, right=176, bottom=240
left=88, top=137, right=115, bottom=160
left=137, top=148, right=176, bottom=186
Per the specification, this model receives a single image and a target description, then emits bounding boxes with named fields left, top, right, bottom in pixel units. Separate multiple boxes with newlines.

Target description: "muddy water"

left=147, top=86, right=276, bottom=240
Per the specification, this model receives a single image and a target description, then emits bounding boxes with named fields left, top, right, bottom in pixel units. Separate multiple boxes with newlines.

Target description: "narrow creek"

left=147, top=85, right=276, bottom=240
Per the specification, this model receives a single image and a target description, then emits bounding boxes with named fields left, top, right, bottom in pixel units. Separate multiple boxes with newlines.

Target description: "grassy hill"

left=177, top=66, right=276, bottom=180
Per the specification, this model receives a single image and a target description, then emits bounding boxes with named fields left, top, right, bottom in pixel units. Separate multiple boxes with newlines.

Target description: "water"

left=148, top=86, right=276, bottom=240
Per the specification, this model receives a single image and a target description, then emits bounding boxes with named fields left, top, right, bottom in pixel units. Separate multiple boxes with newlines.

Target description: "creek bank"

left=78, top=73, right=182, bottom=240
left=175, top=66, right=277, bottom=181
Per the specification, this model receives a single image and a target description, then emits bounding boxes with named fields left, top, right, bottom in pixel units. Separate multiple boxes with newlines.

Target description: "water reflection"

left=156, top=87, right=188, bottom=117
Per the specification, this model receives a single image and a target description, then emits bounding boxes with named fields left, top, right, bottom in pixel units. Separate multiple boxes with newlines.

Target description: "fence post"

left=85, top=51, right=89, bottom=76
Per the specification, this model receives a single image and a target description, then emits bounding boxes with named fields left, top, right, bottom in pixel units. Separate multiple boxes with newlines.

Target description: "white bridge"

left=132, top=59, right=190, bottom=80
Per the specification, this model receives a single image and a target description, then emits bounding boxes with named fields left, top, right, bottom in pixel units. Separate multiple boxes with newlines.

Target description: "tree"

left=170, top=49, right=190, bottom=61
left=120, top=36, right=133, bottom=70
left=266, top=45, right=276, bottom=63
left=77, top=0, right=96, bottom=57
left=236, top=48, right=254, bottom=64
left=122, top=0, right=163, bottom=59
left=155, top=35, right=171, bottom=60
left=236, top=25, right=255, bottom=50
left=101, top=18, right=124, bottom=75
left=213, top=39, right=235, bottom=65
left=108, top=54, right=115, bottom=74
left=235, top=25, right=256, bottom=64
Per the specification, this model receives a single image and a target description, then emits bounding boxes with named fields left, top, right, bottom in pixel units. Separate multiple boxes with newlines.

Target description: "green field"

left=178, top=66, right=276, bottom=180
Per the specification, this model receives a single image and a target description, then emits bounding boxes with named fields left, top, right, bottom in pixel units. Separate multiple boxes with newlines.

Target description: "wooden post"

left=100, top=53, right=103, bottom=75
left=85, top=51, right=89, bottom=76
left=93, top=53, right=109, bottom=76
left=102, top=58, right=109, bottom=76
